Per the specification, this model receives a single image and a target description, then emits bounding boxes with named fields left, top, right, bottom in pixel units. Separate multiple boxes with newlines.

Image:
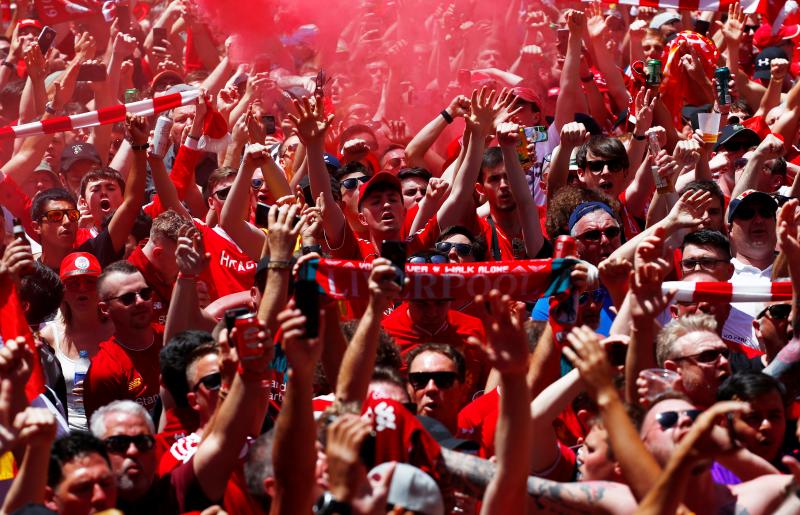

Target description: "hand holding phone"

left=38, top=27, right=57, bottom=54
left=295, top=262, right=320, bottom=338
left=381, top=240, right=407, bottom=286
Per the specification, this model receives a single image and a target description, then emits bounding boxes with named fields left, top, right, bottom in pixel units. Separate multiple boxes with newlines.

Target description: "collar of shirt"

left=730, top=257, right=773, bottom=278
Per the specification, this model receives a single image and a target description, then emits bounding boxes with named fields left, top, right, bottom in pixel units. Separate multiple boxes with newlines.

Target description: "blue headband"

left=568, top=202, right=616, bottom=232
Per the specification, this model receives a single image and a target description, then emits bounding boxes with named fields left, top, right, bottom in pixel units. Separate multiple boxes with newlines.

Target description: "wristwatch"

left=313, top=491, right=351, bottom=515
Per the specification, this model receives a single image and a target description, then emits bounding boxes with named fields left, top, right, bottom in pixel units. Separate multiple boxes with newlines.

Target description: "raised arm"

left=529, top=368, right=584, bottom=475
left=555, top=10, right=590, bottom=130
left=405, top=95, right=469, bottom=172
left=729, top=134, right=784, bottom=202
left=107, top=115, right=148, bottom=253
left=546, top=123, right=589, bottom=204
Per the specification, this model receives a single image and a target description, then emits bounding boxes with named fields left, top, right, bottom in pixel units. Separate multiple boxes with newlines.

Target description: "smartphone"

left=457, top=69, right=471, bottom=86
left=557, top=29, right=569, bottom=57
left=38, top=26, right=57, bottom=54
left=294, top=262, right=320, bottom=338
left=255, top=202, right=270, bottom=228
left=224, top=307, right=251, bottom=334
left=152, top=27, right=167, bottom=48
left=359, top=432, right=376, bottom=467
left=381, top=240, right=407, bottom=286
left=116, top=3, right=131, bottom=32
left=606, top=341, right=628, bottom=367
left=314, top=69, right=326, bottom=97
left=12, top=218, right=26, bottom=242
left=531, top=126, right=548, bottom=143
left=262, top=115, right=276, bottom=136
left=694, top=19, right=710, bottom=36
left=124, top=88, right=139, bottom=103
left=77, top=63, right=107, bottom=82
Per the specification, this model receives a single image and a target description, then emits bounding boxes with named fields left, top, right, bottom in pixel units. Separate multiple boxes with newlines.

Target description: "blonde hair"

left=655, top=313, right=717, bottom=366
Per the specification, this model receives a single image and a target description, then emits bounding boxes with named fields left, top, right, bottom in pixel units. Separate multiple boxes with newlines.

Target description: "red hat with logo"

left=17, top=19, right=43, bottom=31
left=357, top=171, right=402, bottom=210
left=59, top=252, right=101, bottom=282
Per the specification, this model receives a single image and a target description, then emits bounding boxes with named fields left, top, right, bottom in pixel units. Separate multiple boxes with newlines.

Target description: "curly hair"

left=545, top=185, right=621, bottom=240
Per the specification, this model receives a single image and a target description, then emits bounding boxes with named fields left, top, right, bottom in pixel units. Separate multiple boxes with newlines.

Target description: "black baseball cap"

left=753, top=46, right=788, bottom=80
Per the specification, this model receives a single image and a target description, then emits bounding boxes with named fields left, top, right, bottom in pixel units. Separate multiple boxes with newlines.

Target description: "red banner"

left=0, top=275, right=45, bottom=402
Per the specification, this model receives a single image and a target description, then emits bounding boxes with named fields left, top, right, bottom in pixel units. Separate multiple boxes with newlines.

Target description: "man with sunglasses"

left=405, top=343, right=467, bottom=434
left=733, top=302, right=795, bottom=372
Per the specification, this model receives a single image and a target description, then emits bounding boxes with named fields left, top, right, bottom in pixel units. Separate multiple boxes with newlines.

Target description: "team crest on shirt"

left=128, top=376, right=142, bottom=391
left=169, top=433, right=201, bottom=463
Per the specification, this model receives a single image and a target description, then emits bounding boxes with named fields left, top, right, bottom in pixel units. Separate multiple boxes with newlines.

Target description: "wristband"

left=267, top=260, right=292, bottom=270
left=186, top=134, right=200, bottom=141
left=1, top=61, right=14, bottom=69
left=581, top=74, right=595, bottom=83
left=633, top=133, right=646, bottom=141
left=44, top=102, right=58, bottom=115
left=177, top=272, right=197, bottom=280
left=131, top=142, right=149, bottom=151
left=302, top=244, right=322, bottom=255
left=440, top=109, right=454, bottom=124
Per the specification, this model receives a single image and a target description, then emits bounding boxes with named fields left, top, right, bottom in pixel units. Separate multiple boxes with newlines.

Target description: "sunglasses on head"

left=435, top=242, right=473, bottom=256
left=212, top=187, right=231, bottom=201
left=676, top=347, right=730, bottom=364
left=104, top=434, right=155, bottom=454
left=733, top=204, right=776, bottom=221
left=579, top=289, right=604, bottom=305
left=192, top=371, right=222, bottom=392
left=576, top=226, right=621, bottom=241
left=586, top=159, right=624, bottom=173
left=656, top=409, right=702, bottom=430
left=105, top=287, right=152, bottom=306
left=408, top=371, right=459, bottom=390
left=341, top=176, right=369, bottom=190
left=408, top=255, right=449, bottom=264
left=757, top=303, right=792, bottom=320
left=42, top=208, right=80, bottom=223
left=251, top=178, right=264, bottom=190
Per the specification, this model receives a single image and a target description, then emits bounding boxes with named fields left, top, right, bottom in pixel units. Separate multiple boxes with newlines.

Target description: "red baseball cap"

left=753, top=23, right=800, bottom=50
left=60, top=252, right=101, bottom=282
left=511, top=86, right=542, bottom=110
left=357, top=171, right=402, bottom=210
left=17, top=19, right=43, bottom=31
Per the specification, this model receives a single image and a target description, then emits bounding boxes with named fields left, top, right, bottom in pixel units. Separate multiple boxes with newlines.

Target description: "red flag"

left=35, top=0, right=95, bottom=25
left=0, top=0, right=11, bottom=22
left=0, top=275, right=46, bottom=402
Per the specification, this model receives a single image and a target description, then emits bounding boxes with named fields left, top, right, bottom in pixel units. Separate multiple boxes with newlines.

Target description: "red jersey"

left=83, top=325, right=164, bottom=420
left=154, top=407, right=200, bottom=467
left=381, top=302, right=489, bottom=396
left=475, top=215, right=518, bottom=261
left=330, top=215, right=441, bottom=263
left=457, top=388, right=499, bottom=458
left=128, top=243, right=172, bottom=325
left=195, top=221, right=257, bottom=301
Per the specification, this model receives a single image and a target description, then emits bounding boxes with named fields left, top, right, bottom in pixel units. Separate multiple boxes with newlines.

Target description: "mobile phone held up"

left=38, top=26, right=57, bottom=54
left=381, top=240, right=407, bottom=286
left=262, top=115, right=276, bottom=136
left=295, top=261, right=320, bottom=339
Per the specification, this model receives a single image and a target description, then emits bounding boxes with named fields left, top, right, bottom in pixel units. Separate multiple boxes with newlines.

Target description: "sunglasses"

left=341, top=176, right=370, bottom=190
left=675, top=347, right=730, bottom=364
left=681, top=257, right=729, bottom=271
left=408, top=255, right=449, bottom=264
left=586, top=160, right=624, bottom=173
left=212, top=187, right=231, bottom=201
left=733, top=204, right=776, bottom=221
left=757, top=303, right=792, bottom=320
left=104, top=434, right=156, bottom=454
left=435, top=242, right=473, bottom=256
left=192, top=371, right=222, bottom=392
left=42, top=208, right=80, bottom=223
left=576, top=226, right=621, bottom=241
left=656, top=409, right=702, bottom=430
left=105, top=287, right=153, bottom=306
left=251, top=178, right=264, bottom=189
left=745, top=24, right=760, bottom=32
left=408, top=371, right=459, bottom=390
left=579, top=289, right=604, bottom=305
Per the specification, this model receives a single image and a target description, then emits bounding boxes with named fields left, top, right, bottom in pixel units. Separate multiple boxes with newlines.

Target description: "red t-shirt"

left=475, top=215, right=517, bottom=261
left=195, top=221, right=257, bottom=301
left=83, top=325, right=164, bottom=421
left=330, top=215, right=441, bottom=263
left=381, top=302, right=489, bottom=396
left=154, top=406, right=200, bottom=466
left=457, top=388, right=499, bottom=458
left=128, top=243, right=172, bottom=325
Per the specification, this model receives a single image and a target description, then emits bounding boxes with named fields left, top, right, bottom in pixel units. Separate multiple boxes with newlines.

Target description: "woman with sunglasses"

left=40, top=252, right=114, bottom=431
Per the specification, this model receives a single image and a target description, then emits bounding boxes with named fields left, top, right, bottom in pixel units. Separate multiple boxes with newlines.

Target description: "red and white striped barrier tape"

left=0, top=88, right=201, bottom=141
left=663, top=281, right=793, bottom=303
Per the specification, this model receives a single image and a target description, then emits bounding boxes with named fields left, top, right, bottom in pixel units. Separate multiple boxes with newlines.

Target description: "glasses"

left=681, top=257, right=729, bottom=271
left=745, top=24, right=760, bottom=32
left=579, top=289, right=604, bottom=305
left=105, top=287, right=152, bottom=306
left=733, top=204, right=776, bottom=221
left=656, top=409, right=702, bottom=430
left=104, top=434, right=155, bottom=454
left=251, top=178, right=264, bottom=189
left=212, top=187, right=231, bottom=201
left=192, top=372, right=222, bottom=392
left=41, top=208, right=80, bottom=223
left=341, top=176, right=369, bottom=190
left=576, top=226, right=621, bottom=241
left=408, top=371, right=459, bottom=390
left=757, top=303, right=792, bottom=320
left=408, top=255, right=449, bottom=264
left=675, top=347, right=730, bottom=364
left=586, top=160, right=624, bottom=173
left=435, top=242, right=473, bottom=256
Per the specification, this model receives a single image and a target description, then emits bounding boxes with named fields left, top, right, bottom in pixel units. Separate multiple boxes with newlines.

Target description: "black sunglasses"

left=586, top=159, right=624, bottom=173
left=105, top=287, right=153, bottom=306
left=408, top=255, right=449, bottom=264
left=104, top=434, right=156, bottom=454
left=675, top=347, right=730, bottom=364
left=576, top=226, right=621, bottom=241
left=656, top=409, right=702, bottom=430
left=192, top=372, right=222, bottom=392
left=435, top=242, right=473, bottom=256
left=213, top=187, right=231, bottom=201
left=733, top=204, right=776, bottom=221
left=757, top=303, right=792, bottom=320
left=408, top=371, right=459, bottom=390
left=251, top=178, right=264, bottom=189
left=341, top=176, right=369, bottom=190
left=579, top=289, right=604, bottom=305
left=681, top=257, right=729, bottom=271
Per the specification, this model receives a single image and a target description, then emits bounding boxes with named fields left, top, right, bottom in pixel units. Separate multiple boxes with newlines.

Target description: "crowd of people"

left=0, top=0, right=800, bottom=513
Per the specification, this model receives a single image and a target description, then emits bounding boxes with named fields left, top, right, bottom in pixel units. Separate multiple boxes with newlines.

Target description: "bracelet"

left=186, top=134, right=199, bottom=141
left=581, top=74, right=595, bottom=83
left=633, top=133, right=646, bottom=141
left=131, top=142, right=149, bottom=151
left=44, top=102, right=58, bottom=115
left=440, top=109, right=454, bottom=124
left=267, top=260, right=293, bottom=270
left=1, top=61, right=14, bottom=69
left=302, top=244, right=322, bottom=255
left=177, top=272, right=197, bottom=280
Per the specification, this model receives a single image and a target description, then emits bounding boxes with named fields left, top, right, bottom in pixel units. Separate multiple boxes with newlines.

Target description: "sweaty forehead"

left=409, top=351, right=456, bottom=373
